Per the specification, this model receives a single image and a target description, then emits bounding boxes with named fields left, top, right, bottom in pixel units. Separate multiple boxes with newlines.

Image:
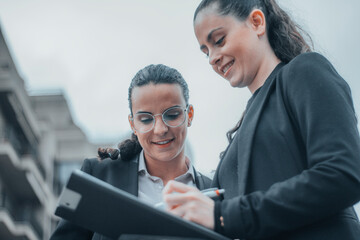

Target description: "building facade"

left=0, top=27, right=114, bottom=240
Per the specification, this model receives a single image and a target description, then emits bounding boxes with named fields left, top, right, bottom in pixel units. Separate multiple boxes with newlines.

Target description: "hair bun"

left=97, top=147, right=120, bottom=160
left=118, top=137, right=142, bottom=160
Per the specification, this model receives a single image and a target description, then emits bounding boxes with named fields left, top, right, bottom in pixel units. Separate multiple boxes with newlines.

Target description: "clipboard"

left=55, top=169, right=230, bottom=240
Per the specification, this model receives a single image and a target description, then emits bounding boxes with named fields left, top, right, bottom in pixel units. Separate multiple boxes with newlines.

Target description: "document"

left=55, top=169, right=230, bottom=240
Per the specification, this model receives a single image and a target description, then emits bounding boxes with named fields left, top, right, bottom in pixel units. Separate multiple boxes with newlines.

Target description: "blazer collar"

left=235, top=63, right=285, bottom=195
left=194, top=167, right=208, bottom=190
left=115, top=154, right=139, bottom=196
left=118, top=153, right=208, bottom=195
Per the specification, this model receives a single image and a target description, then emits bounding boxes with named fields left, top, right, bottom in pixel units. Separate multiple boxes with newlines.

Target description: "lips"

left=152, top=138, right=174, bottom=145
left=221, top=60, right=234, bottom=75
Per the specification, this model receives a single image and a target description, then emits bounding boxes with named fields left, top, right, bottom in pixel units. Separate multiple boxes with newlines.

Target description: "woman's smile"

left=152, top=138, right=175, bottom=148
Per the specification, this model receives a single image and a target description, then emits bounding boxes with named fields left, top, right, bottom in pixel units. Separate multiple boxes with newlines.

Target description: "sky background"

left=0, top=0, right=359, bottom=212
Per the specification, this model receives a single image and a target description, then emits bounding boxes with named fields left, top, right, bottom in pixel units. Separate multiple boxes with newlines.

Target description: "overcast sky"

left=0, top=0, right=359, bottom=211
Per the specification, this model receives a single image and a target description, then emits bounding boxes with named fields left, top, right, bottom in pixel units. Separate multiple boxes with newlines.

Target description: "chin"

left=153, top=151, right=177, bottom=162
left=229, top=80, right=240, bottom=88
left=229, top=78, right=246, bottom=88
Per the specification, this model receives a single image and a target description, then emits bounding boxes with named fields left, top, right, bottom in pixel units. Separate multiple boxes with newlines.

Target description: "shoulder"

left=288, top=52, right=329, bottom=66
left=281, top=52, right=335, bottom=79
left=81, top=154, right=138, bottom=176
left=278, top=52, right=349, bottom=93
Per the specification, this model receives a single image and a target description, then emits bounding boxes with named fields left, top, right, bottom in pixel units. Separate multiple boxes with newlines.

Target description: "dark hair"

left=98, top=64, right=190, bottom=161
left=195, top=0, right=313, bottom=158
left=194, top=0, right=312, bottom=64
left=128, top=64, right=189, bottom=113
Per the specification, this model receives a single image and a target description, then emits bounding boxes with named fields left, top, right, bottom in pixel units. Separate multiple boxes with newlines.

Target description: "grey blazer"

left=50, top=154, right=212, bottom=240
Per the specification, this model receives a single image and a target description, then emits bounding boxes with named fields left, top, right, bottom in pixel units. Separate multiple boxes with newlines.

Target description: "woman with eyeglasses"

left=50, top=64, right=212, bottom=240
left=162, top=0, right=360, bottom=239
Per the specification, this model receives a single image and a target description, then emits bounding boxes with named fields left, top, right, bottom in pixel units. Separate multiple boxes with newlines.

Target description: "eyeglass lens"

left=133, top=107, right=186, bottom=133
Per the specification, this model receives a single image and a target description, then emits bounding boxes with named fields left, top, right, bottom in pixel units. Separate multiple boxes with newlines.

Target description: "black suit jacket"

left=51, top=154, right=212, bottom=240
left=213, top=53, right=360, bottom=239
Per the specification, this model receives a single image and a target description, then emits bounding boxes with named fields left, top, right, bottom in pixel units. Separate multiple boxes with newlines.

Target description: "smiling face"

left=129, top=83, right=193, bottom=164
left=194, top=6, right=271, bottom=92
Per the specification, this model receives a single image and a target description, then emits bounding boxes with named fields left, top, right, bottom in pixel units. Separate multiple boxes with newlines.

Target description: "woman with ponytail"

left=163, top=0, right=360, bottom=239
left=50, top=64, right=211, bottom=240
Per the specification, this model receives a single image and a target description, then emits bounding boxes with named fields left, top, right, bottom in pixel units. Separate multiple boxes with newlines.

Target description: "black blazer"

left=51, top=154, right=212, bottom=240
left=213, top=53, right=360, bottom=239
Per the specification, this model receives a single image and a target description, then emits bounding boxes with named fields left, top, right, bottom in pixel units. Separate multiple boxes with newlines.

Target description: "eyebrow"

left=135, top=105, right=182, bottom=115
left=136, top=111, right=152, bottom=114
left=200, top=27, right=223, bottom=51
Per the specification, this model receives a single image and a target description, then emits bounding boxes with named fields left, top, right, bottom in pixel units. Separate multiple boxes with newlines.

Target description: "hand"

left=162, top=180, right=215, bottom=230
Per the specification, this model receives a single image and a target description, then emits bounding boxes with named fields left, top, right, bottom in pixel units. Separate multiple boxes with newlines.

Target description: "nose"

left=153, top=115, right=168, bottom=135
left=209, top=49, right=221, bottom=66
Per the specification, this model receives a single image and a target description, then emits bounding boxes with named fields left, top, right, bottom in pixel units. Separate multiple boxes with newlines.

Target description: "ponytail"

left=117, top=133, right=143, bottom=160
left=263, top=0, right=312, bottom=63
left=97, top=133, right=142, bottom=161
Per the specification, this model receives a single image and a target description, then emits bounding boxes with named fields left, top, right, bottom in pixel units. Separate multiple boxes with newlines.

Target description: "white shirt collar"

left=138, top=150, right=196, bottom=182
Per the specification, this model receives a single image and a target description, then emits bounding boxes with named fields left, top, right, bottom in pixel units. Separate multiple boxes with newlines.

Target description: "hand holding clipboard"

left=55, top=170, right=230, bottom=240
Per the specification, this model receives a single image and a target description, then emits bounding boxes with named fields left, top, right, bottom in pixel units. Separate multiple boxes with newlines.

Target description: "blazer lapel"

left=236, top=63, right=284, bottom=195
left=194, top=167, right=207, bottom=190
left=114, top=154, right=139, bottom=196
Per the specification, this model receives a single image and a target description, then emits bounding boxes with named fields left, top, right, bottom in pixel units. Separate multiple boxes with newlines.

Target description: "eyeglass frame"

left=129, top=105, right=190, bottom=133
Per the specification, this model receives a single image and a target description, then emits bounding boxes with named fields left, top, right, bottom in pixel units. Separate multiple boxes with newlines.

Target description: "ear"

left=128, top=115, right=137, bottom=135
left=187, top=105, right=194, bottom=127
left=248, top=9, right=266, bottom=37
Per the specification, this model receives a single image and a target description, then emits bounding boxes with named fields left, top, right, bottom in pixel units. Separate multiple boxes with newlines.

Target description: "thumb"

left=163, top=180, right=195, bottom=195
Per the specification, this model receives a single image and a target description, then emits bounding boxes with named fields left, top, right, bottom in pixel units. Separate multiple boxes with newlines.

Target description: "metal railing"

left=1, top=122, right=46, bottom=179
left=0, top=190, right=43, bottom=239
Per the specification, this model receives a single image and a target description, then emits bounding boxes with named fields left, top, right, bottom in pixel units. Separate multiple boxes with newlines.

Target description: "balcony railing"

left=0, top=123, right=45, bottom=179
left=0, top=93, right=45, bottom=179
left=0, top=190, right=42, bottom=239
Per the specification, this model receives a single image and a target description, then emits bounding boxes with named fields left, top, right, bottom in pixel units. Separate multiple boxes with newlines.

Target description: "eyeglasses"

left=130, top=106, right=188, bottom=133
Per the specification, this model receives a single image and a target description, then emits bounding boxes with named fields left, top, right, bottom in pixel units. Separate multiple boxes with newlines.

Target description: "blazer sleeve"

left=217, top=53, right=360, bottom=239
left=50, top=159, right=95, bottom=240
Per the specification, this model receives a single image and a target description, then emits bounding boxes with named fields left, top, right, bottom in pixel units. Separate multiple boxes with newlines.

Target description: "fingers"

left=162, top=181, right=215, bottom=229
left=163, top=180, right=197, bottom=194
left=163, top=181, right=201, bottom=209
left=164, top=190, right=198, bottom=209
left=167, top=195, right=215, bottom=230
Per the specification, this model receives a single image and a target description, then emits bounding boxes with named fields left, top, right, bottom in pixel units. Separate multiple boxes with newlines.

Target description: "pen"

left=154, top=188, right=225, bottom=209
left=202, top=188, right=225, bottom=198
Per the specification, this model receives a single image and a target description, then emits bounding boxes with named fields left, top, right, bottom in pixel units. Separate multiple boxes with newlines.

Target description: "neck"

left=144, top=152, right=189, bottom=186
left=248, top=40, right=281, bottom=94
